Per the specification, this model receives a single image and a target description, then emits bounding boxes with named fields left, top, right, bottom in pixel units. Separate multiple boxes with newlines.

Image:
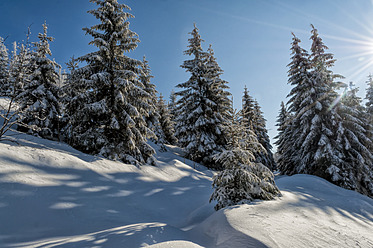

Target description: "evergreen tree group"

left=276, top=25, right=373, bottom=198
left=6, top=0, right=372, bottom=212
left=0, top=7, right=281, bottom=209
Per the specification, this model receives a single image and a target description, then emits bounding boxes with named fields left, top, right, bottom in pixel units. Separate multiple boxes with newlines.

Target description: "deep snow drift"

left=0, top=132, right=372, bottom=247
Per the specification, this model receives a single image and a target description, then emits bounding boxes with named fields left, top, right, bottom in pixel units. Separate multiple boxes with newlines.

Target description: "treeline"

left=0, top=0, right=280, bottom=210
left=0, top=1, right=273, bottom=170
left=1, top=0, right=371, bottom=209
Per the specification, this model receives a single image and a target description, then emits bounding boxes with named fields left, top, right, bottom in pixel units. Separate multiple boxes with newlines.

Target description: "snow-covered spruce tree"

left=139, top=56, right=159, bottom=137
left=210, top=109, right=280, bottom=211
left=280, top=32, right=313, bottom=175
left=284, top=26, right=345, bottom=181
left=241, top=87, right=275, bottom=170
left=168, top=89, right=177, bottom=121
left=337, top=83, right=373, bottom=197
left=155, top=93, right=177, bottom=147
left=60, top=56, right=79, bottom=141
left=175, top=24, right=231, bottom=169
left=300, top=24, right=345, bottom=179
left=241, top=86, right=255, bottom=124
left=366, top=74, right=373, bottom=123
left=253, top=100, right=276, bottom=170
left=274, top=101, right=292, bottom=172
left=17, top=22, right=62, bottom=140
left=66, top=0, right=155, bottom=165
left=0, top=37, right=9, bottom=96
left=205, top=44, right=232, bottom=147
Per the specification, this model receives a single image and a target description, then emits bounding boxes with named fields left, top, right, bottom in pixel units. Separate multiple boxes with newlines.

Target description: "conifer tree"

left=0, top=37, right=9, bottom=96
left=337, top=83, right=373, bottom=197
left=242, top=87, right=275, bottom=170
left=65, top=0, right=154, bottom=165
left=205, top=44, right=232, bottom=121
left=168, top=89, right=177, bottom=121
left=252, top=100, right=276, bottom=170
left=241, top=86, right=256, bottom=126
left=274, top=101, right=291, bottom=172
left=175, top=24, right=231, bottom=169
left=139, top=56, right=159, bottom=135
left=298, top=24, right=344, bottom=178
left=155, top=94, right=177, bottom=146
left=280, top=33, right=312, bottom=174
left=17, top=22, right=62, bottom=140
left=210, top=109, right=280, bottom=211
left=60, top=56, right=79, bottom=141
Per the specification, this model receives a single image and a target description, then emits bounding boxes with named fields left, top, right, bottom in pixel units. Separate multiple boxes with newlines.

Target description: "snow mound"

left=0, top=132, right=372, bottom=247
left=193, top=174, right=373, bottom=247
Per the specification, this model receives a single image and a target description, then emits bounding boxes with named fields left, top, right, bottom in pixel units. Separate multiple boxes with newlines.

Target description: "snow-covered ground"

left=0, top=132, right=372, bottom=247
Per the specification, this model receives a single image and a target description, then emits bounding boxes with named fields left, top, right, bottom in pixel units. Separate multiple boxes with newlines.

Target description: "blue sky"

left=1, top=0, right=373, bottom=148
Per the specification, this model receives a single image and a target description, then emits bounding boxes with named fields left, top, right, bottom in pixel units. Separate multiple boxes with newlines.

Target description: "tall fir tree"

left=280, top=33, right=312, bottom=175
left=253, top=100, right=276, bottom=170
left=337, top=83, right=373, bottom=197
left=155, top=94, right=177, bottom=147
left=168, top=89, right=177, bottom=121
left=17, top=22, right=62, bottom=140
left=60, top=56, right=79, bottom=141
left=205, top=44, right=232, bottom=149
left=139, top=56, right=159, bottom=136
left=274, top=101, right=291, bottom=172
left=242, top=87, right=275, bottom=170
left=241, top=86, right=256, bottom=126
left=210, top=109, right=280, bottom=211
left=175, top=24, right=231, bottom=169
left=0, top=37, right=9, bottom=96
left=65, top=0, right=155, bottom=165
left=298, top=24, right=344, bottom=179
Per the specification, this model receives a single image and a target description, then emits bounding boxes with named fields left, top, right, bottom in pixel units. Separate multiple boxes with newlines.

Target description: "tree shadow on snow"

left=274, top=174, right=373, bottom=226
left=0, top=150, right=216, bottom=247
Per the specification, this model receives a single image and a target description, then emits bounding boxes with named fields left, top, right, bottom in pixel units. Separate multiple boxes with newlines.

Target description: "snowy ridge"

left=0, top=133, right=372, bottom=247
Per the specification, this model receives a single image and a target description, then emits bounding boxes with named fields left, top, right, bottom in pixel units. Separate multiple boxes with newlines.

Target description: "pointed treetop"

left=35, top=21, right=54, bottom=58
left=184, top=23, right=205, bottom=57
left=310, top=24, right=335, bottom=68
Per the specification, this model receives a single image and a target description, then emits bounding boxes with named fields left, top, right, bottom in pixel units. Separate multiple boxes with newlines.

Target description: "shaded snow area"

left=0, top=133, right=372, bottom=247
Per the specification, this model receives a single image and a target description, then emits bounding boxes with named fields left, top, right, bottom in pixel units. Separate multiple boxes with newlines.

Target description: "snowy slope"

left=194, top=175, right=373, bottom=247
left=0, top=132, right=372, bottom=247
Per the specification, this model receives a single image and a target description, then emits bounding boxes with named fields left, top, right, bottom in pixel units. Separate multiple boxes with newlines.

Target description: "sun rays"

left=274, top=0, right=373, bottom=91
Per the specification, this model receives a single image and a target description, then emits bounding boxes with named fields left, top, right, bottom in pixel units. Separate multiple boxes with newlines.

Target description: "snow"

left=0, top=130, right=372, bottom=247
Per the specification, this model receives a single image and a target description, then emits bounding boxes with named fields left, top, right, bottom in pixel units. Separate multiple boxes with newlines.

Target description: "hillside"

left=0, top=133, right=372, bottom=247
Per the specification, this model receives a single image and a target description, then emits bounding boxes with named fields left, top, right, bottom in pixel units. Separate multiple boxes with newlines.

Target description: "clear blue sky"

left=1, top=0, right=373, bottom=149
